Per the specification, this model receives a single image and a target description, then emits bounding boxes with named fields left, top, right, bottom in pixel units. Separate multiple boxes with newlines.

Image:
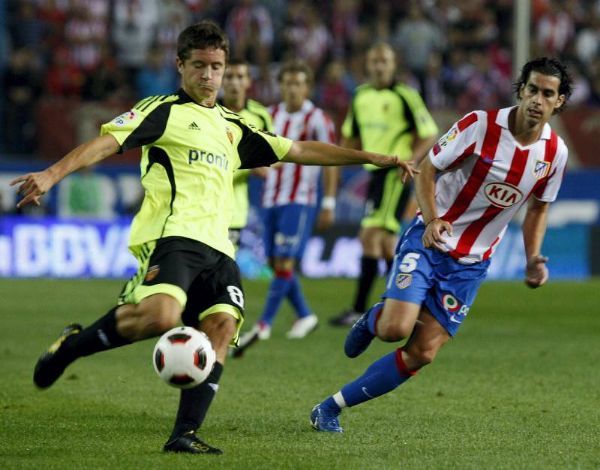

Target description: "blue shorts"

left=383, top=219, right=490, bottom=336
left=262, top=204, right=316, bottom=260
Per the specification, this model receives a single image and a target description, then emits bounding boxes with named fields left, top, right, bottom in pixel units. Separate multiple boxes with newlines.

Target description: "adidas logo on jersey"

left=188, top=122, right=200, bottom=130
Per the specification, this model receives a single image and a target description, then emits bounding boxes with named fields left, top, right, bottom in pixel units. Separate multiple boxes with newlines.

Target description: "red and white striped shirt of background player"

left=261, top=100, right=336, bottom=208
left=418, top=106, right=568, bottom=264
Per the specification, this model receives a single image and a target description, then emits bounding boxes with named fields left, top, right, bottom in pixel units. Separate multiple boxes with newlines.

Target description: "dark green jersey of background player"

left=341, top=83, right=438, bottom=171
left=101, top=90, right=291, bottom=259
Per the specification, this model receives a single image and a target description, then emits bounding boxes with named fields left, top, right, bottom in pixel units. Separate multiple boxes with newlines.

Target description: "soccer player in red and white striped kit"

left=236, top=59, right=337, bottom=351
left=312, top=57, right=573, bottom=432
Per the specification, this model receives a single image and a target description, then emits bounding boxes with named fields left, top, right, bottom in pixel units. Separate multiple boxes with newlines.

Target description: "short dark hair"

left=177, top=21, right=229, bottom=62
left=228, top=58, right=249, bottom=68
left=277, top=59, right=314, bottom=86
left=513, top=57, right=573, bottom=113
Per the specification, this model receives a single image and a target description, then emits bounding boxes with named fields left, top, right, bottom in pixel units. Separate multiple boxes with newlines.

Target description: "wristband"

left=321, top=196, right=336, bottom=210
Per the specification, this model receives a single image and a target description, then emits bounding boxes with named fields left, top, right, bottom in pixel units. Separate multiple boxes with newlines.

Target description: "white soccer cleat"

left=238, top=322, right=271, bottom=347
left=286, top=314, right=318, bottom=339
left=256, top=322, right=271, bottom=340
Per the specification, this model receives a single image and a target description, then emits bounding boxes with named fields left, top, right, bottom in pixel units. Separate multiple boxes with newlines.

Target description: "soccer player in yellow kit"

left=12, top=22, right=416, bottom=455
left=220, top=58, right=273, bottom=248
left=330, top=43, right=438, bottom=327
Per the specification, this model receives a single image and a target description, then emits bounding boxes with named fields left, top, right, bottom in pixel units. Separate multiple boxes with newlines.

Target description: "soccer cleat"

left=310, top=404, right=343, bottom=433
left=230, top=331, right=259, bottom=359
left=329, top=309, right=361, bottom=327
left=33, top=323, right=82, bottom=389
left=231, top=322, right=270, bottom=358
left=286, top=314, right=318, bottom=339
left=344, top=302, right=383, bottom=358
left=163, top=431, right=223, bottom=455
left=255, top=321, right=271, bottom=340
left=237, top=321, right=272, bottom=341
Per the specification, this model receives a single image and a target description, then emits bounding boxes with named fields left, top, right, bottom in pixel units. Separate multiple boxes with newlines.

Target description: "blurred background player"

left=220, top=58, right=273, bottom=249
left=235, top=59, right=338, bottom=354
left=330, top=42, right=438, bottom=327
left=311, top=57, right=573, bottom=433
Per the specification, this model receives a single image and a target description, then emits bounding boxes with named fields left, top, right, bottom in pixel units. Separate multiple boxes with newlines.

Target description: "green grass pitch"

left=1, top=278, right=599, bottom=469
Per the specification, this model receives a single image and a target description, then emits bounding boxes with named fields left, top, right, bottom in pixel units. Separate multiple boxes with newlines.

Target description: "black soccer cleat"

left=329, top=309, right=361, bottom=327
left=163, top=431, right=223, bottom=455
left=33, top=323, right=82, bottom=389
left=230, top=330, right=260, bottom=359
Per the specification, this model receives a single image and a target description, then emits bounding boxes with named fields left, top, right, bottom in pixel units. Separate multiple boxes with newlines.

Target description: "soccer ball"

left=153, top=326, right=216, bottom=389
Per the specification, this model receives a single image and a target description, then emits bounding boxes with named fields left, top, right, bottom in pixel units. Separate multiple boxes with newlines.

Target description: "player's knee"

left=215, top=316, right=237, bottom=340
left=145, top=311, right=180, bottom=335
left=133, top=294, right=182, bottom=336
left=202, top=314, right=236, bottom=343
left=202, top=314, right=237, bottom=361
left=376, top=317, right=413, bottom=341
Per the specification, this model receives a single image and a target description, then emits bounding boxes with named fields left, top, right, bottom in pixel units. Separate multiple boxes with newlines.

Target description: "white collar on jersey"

left=277, top=99, right=315, bottom=115
left=301, top=99, right=315, bottom=113
left=496, top=106, right=552, bottom=140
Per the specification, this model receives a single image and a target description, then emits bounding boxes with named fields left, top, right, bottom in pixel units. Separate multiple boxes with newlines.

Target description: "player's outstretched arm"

left=522, top=198, right=550, bottom=288
left=283, top=140, right=418, bottom=181
left=10, top=134, right=120, bottom=208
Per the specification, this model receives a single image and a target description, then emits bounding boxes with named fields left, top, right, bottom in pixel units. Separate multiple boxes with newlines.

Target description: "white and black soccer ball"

left=153, top=326, right=216, bottom=389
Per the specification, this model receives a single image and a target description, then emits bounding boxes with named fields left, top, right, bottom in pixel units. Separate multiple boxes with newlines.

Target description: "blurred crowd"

left=2, top=0, right=600, bottom=156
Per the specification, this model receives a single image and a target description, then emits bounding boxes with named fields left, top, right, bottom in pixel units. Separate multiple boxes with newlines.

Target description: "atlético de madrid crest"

left=395, top=273, right=412, bottom=289
left=533, top=160, right=550, bottom=179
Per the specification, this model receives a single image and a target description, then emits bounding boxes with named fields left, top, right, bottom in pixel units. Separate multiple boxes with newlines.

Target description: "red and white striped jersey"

left=423, top=106, right=568, bottom=264
left=262, top=100, right=336, bottom=207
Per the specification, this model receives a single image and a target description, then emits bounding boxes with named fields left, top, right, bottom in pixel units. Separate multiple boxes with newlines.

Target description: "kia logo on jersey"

left=484, top=182, right=523, bottom=208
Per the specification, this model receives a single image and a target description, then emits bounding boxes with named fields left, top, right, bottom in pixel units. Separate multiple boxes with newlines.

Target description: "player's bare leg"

left=201, top=313, right=237, bottom=365
left=33, top=294, right=182, bottom=389
left=344, top=298, right=420, bottom=358
left=116, top=295, right=182, bottom=341
left=330, top=227, right=386, bottom=326
left=314, top=307, right=449, bottom=432
left=401, top=309, right=450, bottom=370
left=382, top=230, right=398, bottom=272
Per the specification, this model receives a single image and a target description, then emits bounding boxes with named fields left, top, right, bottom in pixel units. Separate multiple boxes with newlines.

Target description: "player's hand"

left=370, top=155, right=419, bottom=180
left=10, top=170, right=56, bottom=208
left=316, top=208, right=335, bottom=231
left=422, top=218, right=453, bottom=251
left=397, top=159, right=419, bottom=183
left=525, top=254, right=549, bottom=288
